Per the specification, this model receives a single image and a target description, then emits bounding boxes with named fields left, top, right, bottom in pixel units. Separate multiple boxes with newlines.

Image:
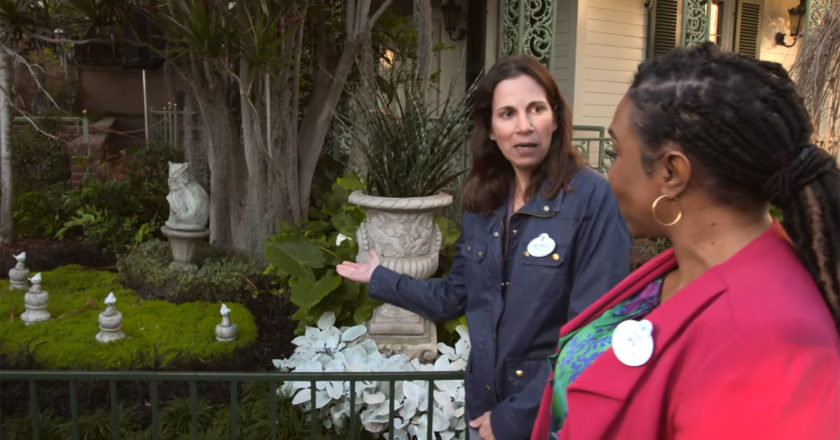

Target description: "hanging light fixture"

left=441, top=0, right=467, bottom=41
left=775, top=0, right=806, bottom=47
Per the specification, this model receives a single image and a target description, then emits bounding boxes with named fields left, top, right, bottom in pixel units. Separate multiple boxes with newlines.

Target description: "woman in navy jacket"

left=337, top=55, right=632, bottom=440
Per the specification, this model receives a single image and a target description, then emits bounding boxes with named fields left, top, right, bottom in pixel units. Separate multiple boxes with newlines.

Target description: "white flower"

left=336, top=233, right=352, bottom=246
left=273, top=312, right=470, bottom=438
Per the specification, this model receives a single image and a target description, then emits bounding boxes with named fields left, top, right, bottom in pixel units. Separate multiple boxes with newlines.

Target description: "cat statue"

left=165, top=162, right=209, bottom=231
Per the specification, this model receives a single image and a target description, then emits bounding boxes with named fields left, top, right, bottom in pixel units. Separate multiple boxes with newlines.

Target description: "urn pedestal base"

left=161, top=226, right=210, bottom=271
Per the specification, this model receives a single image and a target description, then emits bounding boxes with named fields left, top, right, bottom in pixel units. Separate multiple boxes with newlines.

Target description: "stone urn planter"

left=348, top=190, right=453, bottom=361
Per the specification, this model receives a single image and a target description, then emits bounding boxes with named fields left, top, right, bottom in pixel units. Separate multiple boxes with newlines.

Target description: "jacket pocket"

left=460, top=240, right=487, bottom=262
left=502, top=356, right=545, bottom=398
left=520, top=251, right=565, bottom=267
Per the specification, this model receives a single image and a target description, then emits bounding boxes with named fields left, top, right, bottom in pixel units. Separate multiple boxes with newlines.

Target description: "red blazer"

left=531, top=224, right=840, bottom=440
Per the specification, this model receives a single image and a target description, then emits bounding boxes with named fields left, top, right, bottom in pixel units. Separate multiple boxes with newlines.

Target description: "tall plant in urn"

left=338, top=66, right=474, bottom=360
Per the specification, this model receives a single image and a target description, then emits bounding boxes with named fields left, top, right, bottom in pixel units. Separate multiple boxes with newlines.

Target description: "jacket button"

left=515, top=369, right=524, bottom=378
left=466, top=245, right=471, bottom=251
left=477, top=251, right=483, bottom=256
left=512, top=229, right=518, bottom=235
left=543, top=205, right=550, bottom=212
left=552, top=253, right=560, bottom=261
left=523, top=251, right=530, bottom=257
left=492, top=231, right=499, bottom=237
left=485, top=385, right=492, bottom=391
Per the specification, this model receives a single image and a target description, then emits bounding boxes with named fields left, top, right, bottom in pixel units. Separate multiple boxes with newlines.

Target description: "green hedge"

left=117, top=239, right=267, bottom=304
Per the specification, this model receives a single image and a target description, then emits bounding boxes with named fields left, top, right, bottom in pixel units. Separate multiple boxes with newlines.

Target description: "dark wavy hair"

left=627, top=43, right=840, bottom=329
left=461, top=55, right=581, bottom=215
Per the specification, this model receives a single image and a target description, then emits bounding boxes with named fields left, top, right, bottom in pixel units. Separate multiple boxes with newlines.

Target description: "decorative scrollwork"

left=499, top=0, right=555, bottom=66
left=681, top=0, right=710, bottom=48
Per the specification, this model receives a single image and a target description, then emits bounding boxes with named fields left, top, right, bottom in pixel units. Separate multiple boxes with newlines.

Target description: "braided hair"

left=627, top=43, right=840, bottom=330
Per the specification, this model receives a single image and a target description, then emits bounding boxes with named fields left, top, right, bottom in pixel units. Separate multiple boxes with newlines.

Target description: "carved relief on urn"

left=349, top=191, right=453, bottom=361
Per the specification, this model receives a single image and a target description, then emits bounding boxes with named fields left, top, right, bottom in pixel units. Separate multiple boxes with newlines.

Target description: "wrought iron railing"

left=0, top=369, right=468, bottom=440
left=572, top=125, right=614, bottom=174
left=148, top=104, right=186, bottom=149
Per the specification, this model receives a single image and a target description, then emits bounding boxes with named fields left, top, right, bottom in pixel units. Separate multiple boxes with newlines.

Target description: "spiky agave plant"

left=340, top=67, right=475, bottom=197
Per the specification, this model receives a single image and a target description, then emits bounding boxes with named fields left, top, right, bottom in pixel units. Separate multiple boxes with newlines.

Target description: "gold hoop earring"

left=651, top=194, right=682, bottom=227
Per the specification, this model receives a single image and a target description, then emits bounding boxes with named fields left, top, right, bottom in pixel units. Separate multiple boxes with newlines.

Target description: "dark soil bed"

left=1, top=238, right=117, bottom=276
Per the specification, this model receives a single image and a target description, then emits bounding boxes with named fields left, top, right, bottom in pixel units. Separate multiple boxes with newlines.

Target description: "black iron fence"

left=0, top=369, right=468, bottom=440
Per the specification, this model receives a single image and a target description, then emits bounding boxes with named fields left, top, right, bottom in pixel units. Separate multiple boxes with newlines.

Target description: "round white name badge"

left=611, top=319, right=654, bottom=367
left=526, top=233, right=556, bottom=258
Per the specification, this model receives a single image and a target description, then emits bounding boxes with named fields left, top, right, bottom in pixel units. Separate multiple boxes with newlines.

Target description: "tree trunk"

left=231, top=60, right=283, bottom=260
left=296, top=0, right=395, bottom=217
left=414, top=0, right=432, bottom=90
left=0, top=47, right=13, bottom=245
left=188, top=76, right=237, bottom=249
left=157, top=0, right=396, bottom=261
left=296, top=37, right=360, bottom=217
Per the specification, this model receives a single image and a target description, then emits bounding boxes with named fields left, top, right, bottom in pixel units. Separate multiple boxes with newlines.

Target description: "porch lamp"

left=441, top=0, right=467, bottom=41
left=775, top=0, right=806, bottom=47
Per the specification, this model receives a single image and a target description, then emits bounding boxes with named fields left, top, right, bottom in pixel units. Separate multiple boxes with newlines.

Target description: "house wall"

left=78, top=66, right=171, bottom=115
left=567, top=0, right=797, bottom=129
left=758, top=0, right=801, bottom=69
left=436, top=5, right=468, bottom=102
left=571, top=0, right=647, bottom=129
left=552, top=0, right=578, bottom=109
left=468, top=0, right=801, bottom=131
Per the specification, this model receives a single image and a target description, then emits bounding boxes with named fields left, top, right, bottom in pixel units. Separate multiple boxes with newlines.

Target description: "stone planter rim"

left=348, top=190, right=453, bottom=210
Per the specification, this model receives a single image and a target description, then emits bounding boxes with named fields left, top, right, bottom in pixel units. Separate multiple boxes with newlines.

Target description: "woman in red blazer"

left=531, top=43, right=840, bottom=440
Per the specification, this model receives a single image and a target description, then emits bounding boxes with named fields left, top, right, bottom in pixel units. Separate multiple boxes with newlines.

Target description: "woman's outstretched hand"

left=336, top=249, right=380, bottom=284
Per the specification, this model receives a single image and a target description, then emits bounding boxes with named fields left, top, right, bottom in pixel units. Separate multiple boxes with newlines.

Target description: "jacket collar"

left=486, top=170, right=586, bottom=232
left=560, top=223, right=788, bottom=438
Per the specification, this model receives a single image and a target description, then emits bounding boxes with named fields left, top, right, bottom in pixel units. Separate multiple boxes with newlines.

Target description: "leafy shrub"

left=11, top=138, right=180, bottom=249
left=10, top=120, right=71, bottom=192
left=12, top=182, right=69, bottom=238
left=53, top=141, right=180, bottom=251
left=265, top=175, right=381, bottom=334
left=117, top=239, right=266, bottom=304
left=9, top=120, right=75, bottom=238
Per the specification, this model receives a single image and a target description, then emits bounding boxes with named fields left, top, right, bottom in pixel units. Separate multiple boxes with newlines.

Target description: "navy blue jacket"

left=368, top=167, right=632, bottom=439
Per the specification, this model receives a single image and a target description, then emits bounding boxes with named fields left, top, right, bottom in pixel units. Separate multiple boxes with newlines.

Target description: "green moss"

left=0, top=265, right=257, bottom=370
